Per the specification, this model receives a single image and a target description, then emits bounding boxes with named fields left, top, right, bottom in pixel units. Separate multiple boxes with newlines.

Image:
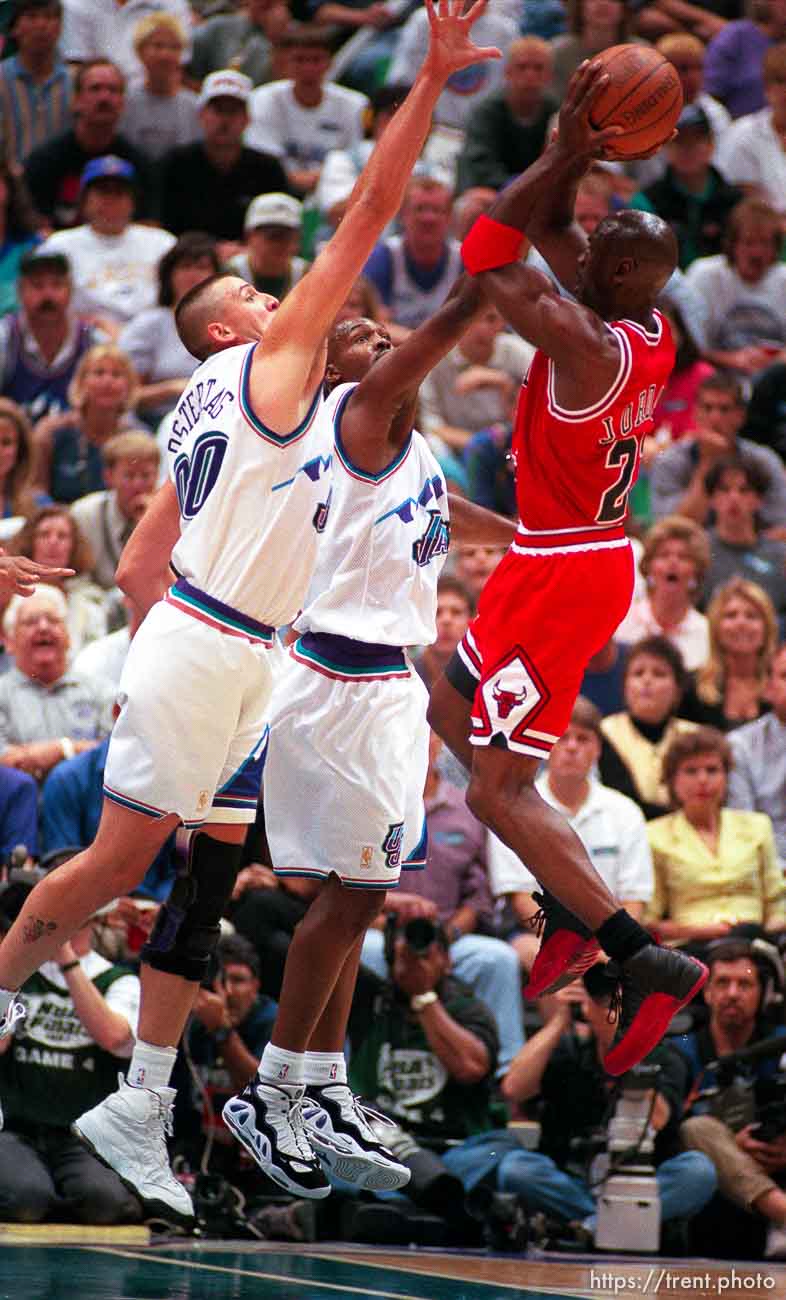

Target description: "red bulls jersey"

left=512, top=310, right=674, bottom=552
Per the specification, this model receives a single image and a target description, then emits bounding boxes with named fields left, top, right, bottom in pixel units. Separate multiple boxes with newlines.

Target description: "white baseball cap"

left=244, top=192, right=303, bottom=233
left=198, top=69, right=253, bottom=108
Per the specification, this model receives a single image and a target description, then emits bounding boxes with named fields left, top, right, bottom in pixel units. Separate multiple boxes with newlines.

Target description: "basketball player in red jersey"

left=427, top=61, right=708, bottom=1076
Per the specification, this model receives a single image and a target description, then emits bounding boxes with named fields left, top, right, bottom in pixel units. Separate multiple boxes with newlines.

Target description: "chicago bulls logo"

left=475, top=647, right=550, bottom=746
left=492, top=678, right=527, bottom=719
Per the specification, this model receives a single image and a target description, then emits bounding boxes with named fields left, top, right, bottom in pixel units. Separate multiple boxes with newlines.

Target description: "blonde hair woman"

left=29, top=345, right=138, bottom=504
left=615, top=515, right=711, bottom=671
left=0, top=397, right=39, bottom=523
left=689, top=578, right=779, bottom=731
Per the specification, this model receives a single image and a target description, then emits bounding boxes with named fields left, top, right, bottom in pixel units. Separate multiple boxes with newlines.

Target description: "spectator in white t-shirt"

left=39, top=156, right=176, bottom=327
left=716, top=43, right=786, bottom=215
left=487, top=696, right=654, bottom=974
left=246, top=24, right=368, bottom=199
left=119, top=13, right=200, bottom=163
left=685, top=198, right=786, bottom=379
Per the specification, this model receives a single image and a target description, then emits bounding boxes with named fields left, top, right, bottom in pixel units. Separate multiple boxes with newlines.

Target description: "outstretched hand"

left=0, top=552, right=75, bottom=598
left=556, top=60, right=624, bottom=161
left=423, top=0, right=501, bottom=82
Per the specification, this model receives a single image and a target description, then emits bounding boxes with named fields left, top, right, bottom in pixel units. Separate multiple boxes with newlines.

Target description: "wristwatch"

left=410, top=990, right=438, bottom=1013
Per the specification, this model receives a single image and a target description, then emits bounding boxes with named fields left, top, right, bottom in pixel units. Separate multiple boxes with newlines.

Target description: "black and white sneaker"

left=302, top=1084, right=411, bottom=1191
left=222, top=1079, right=331, bottom=1199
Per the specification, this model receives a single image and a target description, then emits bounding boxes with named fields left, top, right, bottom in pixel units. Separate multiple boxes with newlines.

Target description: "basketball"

left=588, top=44, right=684, bottom=158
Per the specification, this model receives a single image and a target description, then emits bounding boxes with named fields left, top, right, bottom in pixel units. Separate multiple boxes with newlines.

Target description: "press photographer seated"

left=497, top=965, right=716, bottom=1248
left=0, top=853, right=142, bottom=1225
left=677, top=938, right=786, bottom=1260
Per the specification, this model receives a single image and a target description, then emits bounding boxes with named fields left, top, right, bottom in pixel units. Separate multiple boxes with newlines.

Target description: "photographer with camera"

left=334, top=912, right=522, bottom=1243
left=496, top=965, right=716, bottom=1249
left=0, top=853, right=142, bottom=1225
left=677, top=937, right=786, bottom=1259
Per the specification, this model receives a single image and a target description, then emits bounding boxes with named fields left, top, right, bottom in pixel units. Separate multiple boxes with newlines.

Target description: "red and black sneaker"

left=603, top=945, right=708, bottom=1076
left=523, top=890, right=602, bottom=1001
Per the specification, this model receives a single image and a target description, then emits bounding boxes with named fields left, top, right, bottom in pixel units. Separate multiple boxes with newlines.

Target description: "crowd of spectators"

left=0, top=0, right=784, bottom=1266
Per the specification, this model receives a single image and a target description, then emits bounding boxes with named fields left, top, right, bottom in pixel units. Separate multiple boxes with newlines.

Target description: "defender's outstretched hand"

left=0, top=552, right=75, bottom=598
left=422, top=0, right=501, bottom=81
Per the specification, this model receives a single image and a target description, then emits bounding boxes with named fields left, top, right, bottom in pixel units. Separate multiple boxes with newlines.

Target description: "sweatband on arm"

left=461, top=214, right=525, bottom=276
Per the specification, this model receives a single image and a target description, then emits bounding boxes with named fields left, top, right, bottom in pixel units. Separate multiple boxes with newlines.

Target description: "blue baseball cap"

left=80, top=155, right=136, bottom=193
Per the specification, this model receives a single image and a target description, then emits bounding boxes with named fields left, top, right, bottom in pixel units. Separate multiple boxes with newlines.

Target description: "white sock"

left=0, top=988, right=18, bottom=1020
left=259, top=1043, right=304, bottom=1087
left=303, top=1051, right=347, bottom=1087
left=127, top=1039, right=177, bottom=1091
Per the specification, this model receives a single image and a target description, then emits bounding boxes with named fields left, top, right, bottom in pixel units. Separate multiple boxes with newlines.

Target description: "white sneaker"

left=72, top=1074, right=194, bottom=1228
left=222, top=1079, right=331, bottom=1199
left=0, top=998, right=26, bottom=1131
left=302, top=1084, right=411, bottom=1191
left=765, top=1222, right=786, bottom=1259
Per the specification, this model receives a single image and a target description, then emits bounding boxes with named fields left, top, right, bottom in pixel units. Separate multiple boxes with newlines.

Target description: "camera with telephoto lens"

left=593, top=1063, right=662, bottom=1253
left=384, top=912, right=447, bottom=966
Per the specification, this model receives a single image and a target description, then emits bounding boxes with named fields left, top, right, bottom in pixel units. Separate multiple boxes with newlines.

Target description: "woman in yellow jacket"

left=645, top=726, right=786, bottom=950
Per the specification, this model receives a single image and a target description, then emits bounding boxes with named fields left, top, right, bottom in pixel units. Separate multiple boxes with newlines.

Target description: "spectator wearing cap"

left=118, top=14, right=201, bottom=164
left=228, top=194, right=308, bottom=302
left=0, top=1, right=72, bottom=170
left=187, top=0, right=288, bottom=88
left=24, top=58, right=155, bottom=230
left=246, top=25, right=368, bottom=201
left=118, top=232, right=220, bottom=426
left=0, top=249, right=98, bottom=424
left=38, top=156, right=176, bottom=327
left=0, top=585, right=109, bottom=783
left=158, top=69, right=290, bottom=254
left=717, top=42, right=786, bottom=215
left=386, top=0, right=516, bottom=131
left=59, top=0, right=193, bottom=85
left=630, top=104, right=743, bottom=271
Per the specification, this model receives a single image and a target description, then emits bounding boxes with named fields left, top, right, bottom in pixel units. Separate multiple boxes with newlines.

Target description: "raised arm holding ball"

left=426, top=58, right=707, bottom=1078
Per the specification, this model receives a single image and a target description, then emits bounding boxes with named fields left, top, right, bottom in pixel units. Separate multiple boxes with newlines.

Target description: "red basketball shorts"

left=448, top=543, right=635, bottom=759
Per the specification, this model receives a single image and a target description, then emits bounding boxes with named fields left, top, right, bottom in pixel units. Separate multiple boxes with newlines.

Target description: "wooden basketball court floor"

left=0, top=1234, right=783, bottom=1300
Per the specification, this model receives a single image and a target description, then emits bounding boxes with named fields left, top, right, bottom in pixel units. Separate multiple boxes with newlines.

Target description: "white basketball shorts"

left=263, top=632, right=429, bottom=888
left=103, top=586, right=284, bottom=827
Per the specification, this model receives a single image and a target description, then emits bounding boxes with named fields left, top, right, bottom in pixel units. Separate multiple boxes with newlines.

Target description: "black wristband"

left=59, top=960, right=80, bottom=973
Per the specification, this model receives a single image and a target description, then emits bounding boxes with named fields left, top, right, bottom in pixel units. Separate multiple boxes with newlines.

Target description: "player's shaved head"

left=576, top=208, right=678, bottom=320
left=598, top=209, right=678, bottom=284
left=175, top=273, right=238, bottom=361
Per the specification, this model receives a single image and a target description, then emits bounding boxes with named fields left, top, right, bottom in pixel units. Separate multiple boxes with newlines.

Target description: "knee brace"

left=141, top=831, right=243, bottom=982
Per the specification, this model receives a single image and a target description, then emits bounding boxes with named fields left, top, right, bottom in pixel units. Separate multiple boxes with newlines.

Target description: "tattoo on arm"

left=22, top=916, right=57, bottom=944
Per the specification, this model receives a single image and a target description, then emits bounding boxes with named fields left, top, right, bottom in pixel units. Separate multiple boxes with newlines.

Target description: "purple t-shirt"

left=703, top=20, right=772, bottom=118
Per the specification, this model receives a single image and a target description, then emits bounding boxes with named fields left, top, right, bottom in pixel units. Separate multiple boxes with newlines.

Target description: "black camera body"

left=753, top=1073, right=786, bottom=1142
left=383, top=912, right=446, bottom=966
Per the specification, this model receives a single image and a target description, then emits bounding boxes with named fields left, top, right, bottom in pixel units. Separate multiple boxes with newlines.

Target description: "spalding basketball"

left=588, top=44, right=683, bottom=158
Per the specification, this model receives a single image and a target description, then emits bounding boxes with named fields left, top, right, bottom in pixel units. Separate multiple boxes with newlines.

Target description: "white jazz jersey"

left=295, top=382, right=450, bottom=647
left=165, top=342, right=335, bottom=629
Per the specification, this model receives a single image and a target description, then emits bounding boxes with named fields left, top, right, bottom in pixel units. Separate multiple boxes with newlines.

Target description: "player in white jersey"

left=0, top=0, right=500, bottom=1225
left=222, top=282, right=516, bottom=1194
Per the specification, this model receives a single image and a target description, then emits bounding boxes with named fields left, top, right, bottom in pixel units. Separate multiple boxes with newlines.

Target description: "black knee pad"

left=142, top=831, right=243, bottom=983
